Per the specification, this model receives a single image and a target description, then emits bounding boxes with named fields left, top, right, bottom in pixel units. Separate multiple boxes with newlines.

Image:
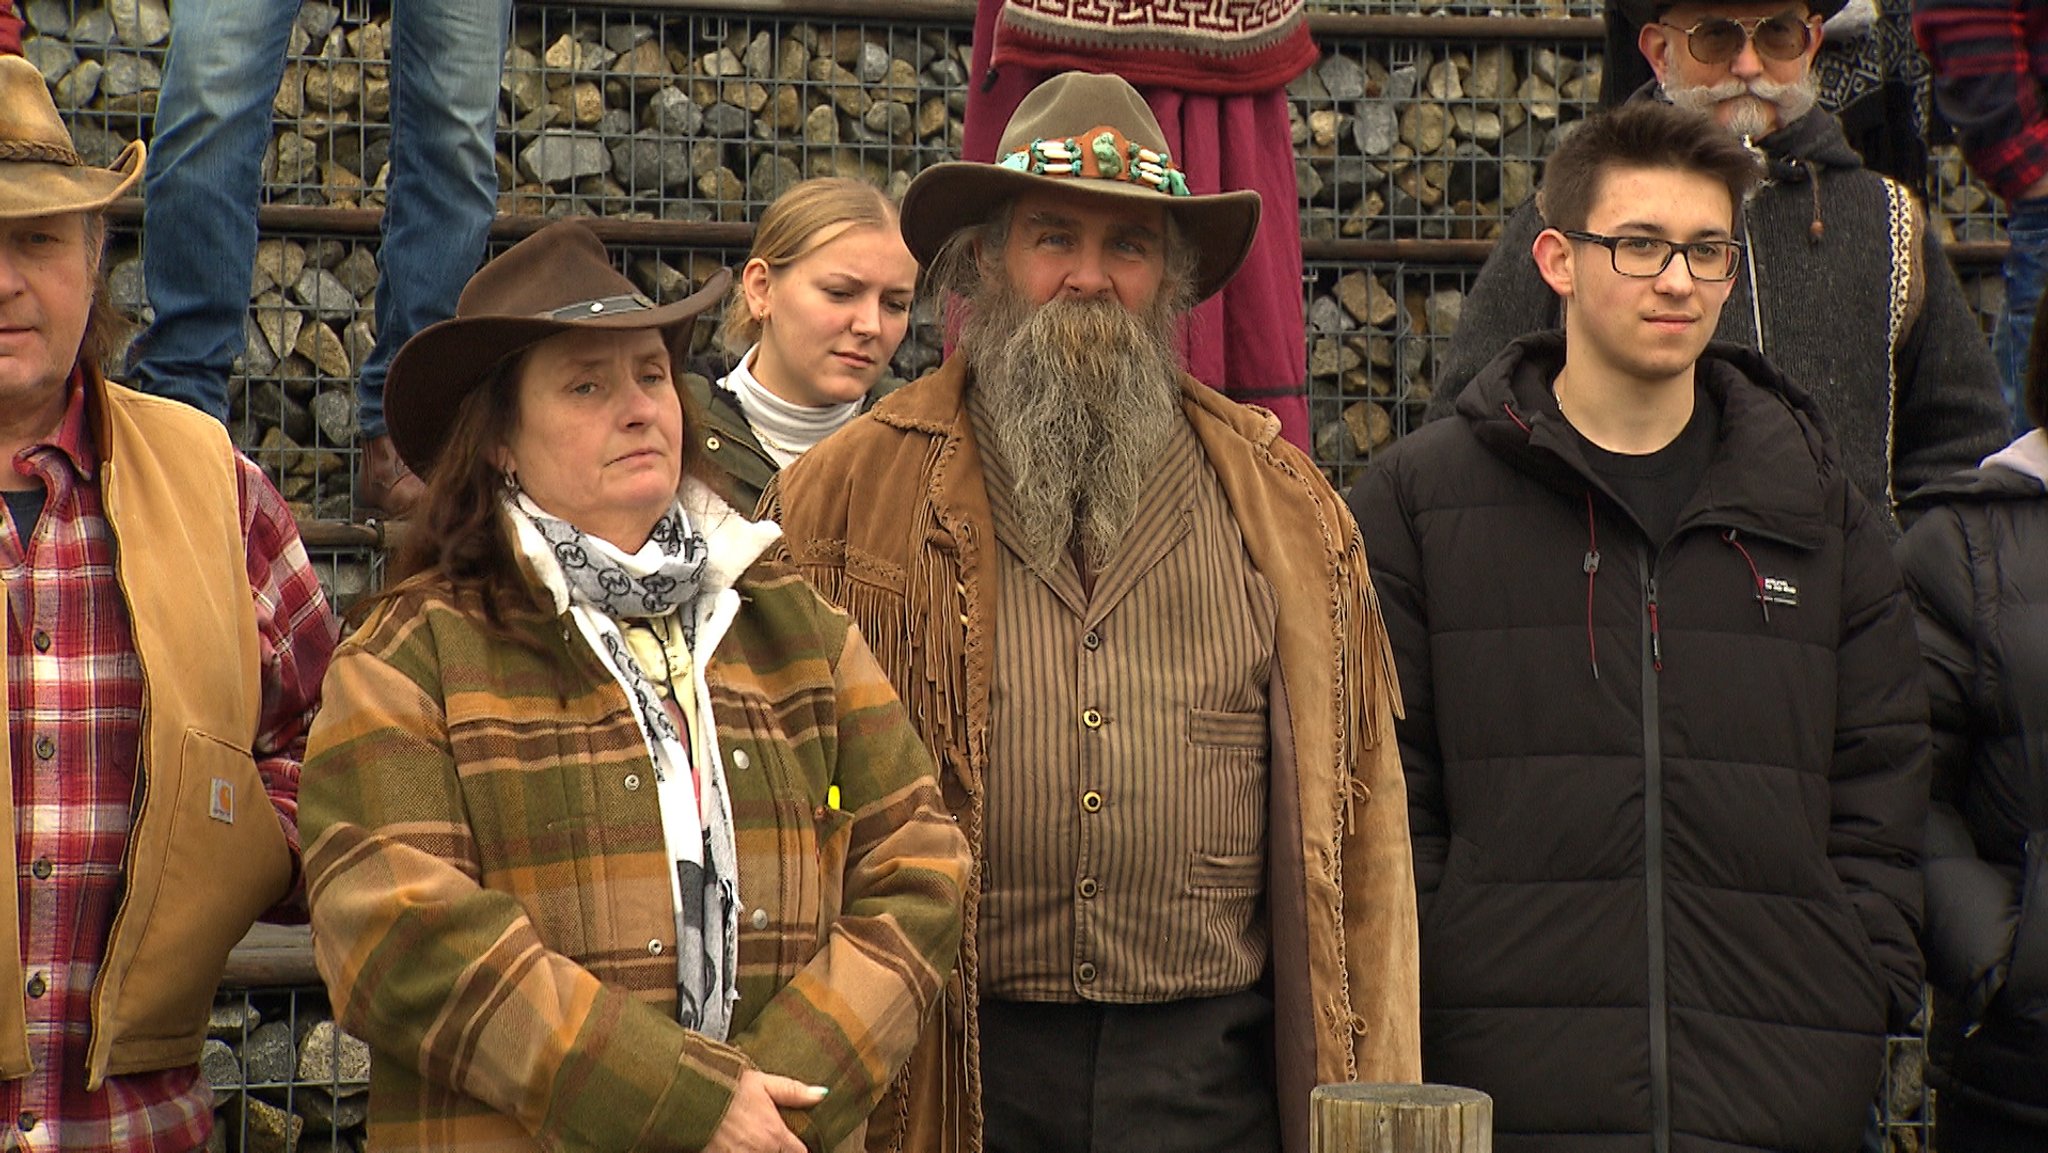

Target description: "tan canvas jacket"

left=765, top=358, right=1421, bottom=1153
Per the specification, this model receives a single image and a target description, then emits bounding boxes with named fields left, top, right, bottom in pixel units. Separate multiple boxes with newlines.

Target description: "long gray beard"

left=1662, top=73, right=1818, bottom=141
left=962, top=282, right=1186, bottom=573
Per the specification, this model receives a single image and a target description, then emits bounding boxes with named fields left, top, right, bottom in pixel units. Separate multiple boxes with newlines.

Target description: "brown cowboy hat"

left=0, top=55, right=144, bottom=218
left=385, top=218, right=731, bottom=474
left=900, top=71, right=1260, bottom=304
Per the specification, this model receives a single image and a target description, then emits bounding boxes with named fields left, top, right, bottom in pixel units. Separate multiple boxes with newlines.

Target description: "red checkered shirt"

left=1915, top=0, right=2048, bottom=202
left=0, top=374, right=336, bottom=1153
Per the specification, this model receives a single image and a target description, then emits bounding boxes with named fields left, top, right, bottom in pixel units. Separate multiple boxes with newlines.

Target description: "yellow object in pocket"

left=827, top=785, right=841, bottom=810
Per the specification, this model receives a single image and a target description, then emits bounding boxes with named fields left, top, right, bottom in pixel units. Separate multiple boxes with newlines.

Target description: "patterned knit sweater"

left=992, top=0, right=1319, bottom=94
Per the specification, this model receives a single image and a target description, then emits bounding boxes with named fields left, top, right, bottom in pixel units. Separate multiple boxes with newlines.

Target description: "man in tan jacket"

left=0, top=57, right=334, bottom=1148
left=765, top=70, right=1419, bottom=1153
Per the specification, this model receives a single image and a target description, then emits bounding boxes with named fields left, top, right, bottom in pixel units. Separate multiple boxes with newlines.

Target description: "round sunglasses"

left=1657, top=13, right=1815, bottom=64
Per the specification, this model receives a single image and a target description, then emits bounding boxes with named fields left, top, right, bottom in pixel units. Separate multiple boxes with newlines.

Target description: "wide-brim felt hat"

left=900, top=71, right=1261, bottom=304
left=386, top=218, right=732, bottom=474
left=0, top=55, right=144, bottom=218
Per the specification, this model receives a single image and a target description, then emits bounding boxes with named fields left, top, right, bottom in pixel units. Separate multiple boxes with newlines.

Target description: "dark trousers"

left=979, top=988, right=1280, bottom=1153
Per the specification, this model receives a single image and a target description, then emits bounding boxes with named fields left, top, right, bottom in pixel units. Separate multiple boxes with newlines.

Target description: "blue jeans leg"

left=355, top=0, right=510, bottom=440
left=127, top=0, right=300, bottom=423
left=1992, top=198, right=2048, bottom=434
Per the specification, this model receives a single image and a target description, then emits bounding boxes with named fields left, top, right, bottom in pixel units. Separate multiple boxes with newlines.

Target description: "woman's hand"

left=703, top=1070, right=826, bottom=1153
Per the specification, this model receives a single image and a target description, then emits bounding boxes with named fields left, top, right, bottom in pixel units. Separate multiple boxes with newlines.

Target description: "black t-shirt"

left=2, top=487, right=45, bottom=547
left=1573, top=386, right=1720, bottom=550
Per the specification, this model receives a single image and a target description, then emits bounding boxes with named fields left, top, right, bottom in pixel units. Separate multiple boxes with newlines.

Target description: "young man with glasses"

left=1436, top=0, right=2009, bottom=535
left=1349, top=101, right=1931, bottom=1153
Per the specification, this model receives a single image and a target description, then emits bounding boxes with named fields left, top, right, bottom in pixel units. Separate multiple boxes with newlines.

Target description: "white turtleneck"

left=722, top=345, right=864, bottom=469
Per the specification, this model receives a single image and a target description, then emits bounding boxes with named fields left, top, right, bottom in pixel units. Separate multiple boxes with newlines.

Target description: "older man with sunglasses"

left=1435, top=0, right=2010, bottom=534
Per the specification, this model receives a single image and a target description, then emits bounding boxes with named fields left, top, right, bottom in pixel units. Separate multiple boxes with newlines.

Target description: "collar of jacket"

left=1458, top=331, right=1834, bottom=548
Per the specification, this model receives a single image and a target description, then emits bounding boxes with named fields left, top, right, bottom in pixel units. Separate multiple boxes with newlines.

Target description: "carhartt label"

left=209, top=779, right=235, bottom=824
left=1762, top=577, right=1799, bottom=608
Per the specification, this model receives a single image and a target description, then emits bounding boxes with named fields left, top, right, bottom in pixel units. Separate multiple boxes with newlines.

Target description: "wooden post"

left=1311, top=1083, right=1492, bottom=1153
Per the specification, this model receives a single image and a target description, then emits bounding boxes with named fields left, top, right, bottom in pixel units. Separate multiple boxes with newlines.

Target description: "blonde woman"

left=696, top=179, right=919, bottom=512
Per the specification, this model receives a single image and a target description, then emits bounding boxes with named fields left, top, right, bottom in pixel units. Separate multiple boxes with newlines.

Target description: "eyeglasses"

left=1562, top=231, right=1744, bottom=281
left=1657, top=13, right=1815, bottom=64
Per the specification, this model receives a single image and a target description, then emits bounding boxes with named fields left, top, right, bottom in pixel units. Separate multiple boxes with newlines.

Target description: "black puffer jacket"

left=1351, top=334, right=1930, bottom=1153
left=1896, top=441, right=2048, bottom=1129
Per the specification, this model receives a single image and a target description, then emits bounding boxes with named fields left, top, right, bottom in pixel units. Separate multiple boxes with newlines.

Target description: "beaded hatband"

left=995, top=125, right=1191, bottom=197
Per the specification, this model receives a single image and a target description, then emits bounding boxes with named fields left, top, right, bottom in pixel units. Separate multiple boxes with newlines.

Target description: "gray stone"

left=740, top=31, right=775, bottom=78
left=925, top=56, right=966, bottom=90
left=344, top=320, right=377, bottom=374
left=1385, top=65, right=1421, bottom=102
left=855, top=41, right=893, bottom=84
left=1424, top=289, right=1464, bottom=337
left=241, top=315, right=281, bottom=378
left=296, top=1, right=339, bottom=42
left=107, top=255, right=146, bottom=315
left=611, top=133, right=692, bottom=193
left=298, top=1087, right=371, bottom=1134
left=201, top=1039, right=242, bottom=1099
left=310, top=388, right=357, bottom=446
left=603, top=22, right=655, bottom=54
left=292, top=268, right=357, bottom=325
left=1353, top=103, right=1399, bottom=156
left=53, top=60, right=103, bottom=110
left=701, top=101, right=751, bottom=139
left=864, top=100, right=913, bottom=142
left=1286, top=66, right=1330, bottom=103
left=24, top=0, right=69, bottom=34
left=1317, top=54, right=1367, bottom=102
left=646, top=86, right=703, bottom=138
left=1295, top=159, right=1323, bottom=204
left=1451, top=105, right=1504, bottom=144
left=1314, top=417, right=1361, bottom=466
left=22, top=38, right=79, bottom=84
left=1308, top=294, right=1354, bottom=335
left=520, top=132, right=612, bottom=185
left=333, top=247, right=380, bottom=298
left=240, top=1019, right=297, bottom=1086
left=66, top=6, right=115, bottom=45
left=266, top=132, right=321, bottom=188
left=501, top=47, right=545, bottom=115
left=254, top=240, right=308, bottom=298
left=108, top=0, right=170, bottom=46
left=746, top=154, right=804, bottom=204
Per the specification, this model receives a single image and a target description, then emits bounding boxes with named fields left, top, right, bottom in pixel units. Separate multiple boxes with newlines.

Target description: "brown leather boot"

left=355, top=434, right=426, bottom=518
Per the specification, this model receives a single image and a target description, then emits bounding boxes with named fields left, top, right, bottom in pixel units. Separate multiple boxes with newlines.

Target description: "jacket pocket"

left=110, top=728, right=292, bottom=1053
left=2006, top=831, right=2048, bottom=1015
left=1187, top=707, right=1266, bottom=749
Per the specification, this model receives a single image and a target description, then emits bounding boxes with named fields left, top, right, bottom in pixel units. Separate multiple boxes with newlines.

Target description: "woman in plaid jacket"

left=298, top=220, right=970, bottom=1153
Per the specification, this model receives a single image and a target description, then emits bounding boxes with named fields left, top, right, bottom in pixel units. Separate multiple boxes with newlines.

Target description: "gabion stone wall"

left=26, top=0, right=2011, bottom=506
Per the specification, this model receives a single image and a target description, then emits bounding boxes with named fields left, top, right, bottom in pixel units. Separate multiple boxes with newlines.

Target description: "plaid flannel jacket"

left=300, top=515, right=968, bottom=1153
left=1916, top=0, right=2048, bottom=201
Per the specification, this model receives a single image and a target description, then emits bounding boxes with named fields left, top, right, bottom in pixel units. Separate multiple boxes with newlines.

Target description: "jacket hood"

left=1898, top=430, right=2048, bottom=508
left=1455, top=331, right=1837, bottom=546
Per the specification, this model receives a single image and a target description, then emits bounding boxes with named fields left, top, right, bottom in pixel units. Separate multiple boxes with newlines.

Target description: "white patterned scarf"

left=510, top=494, right=740, bottom=1040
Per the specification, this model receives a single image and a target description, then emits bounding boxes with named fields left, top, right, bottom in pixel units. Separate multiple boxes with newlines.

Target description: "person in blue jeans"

left=126, top=0, right=511, bottom=516
left=1993, top=199, right=2048, bottom=431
